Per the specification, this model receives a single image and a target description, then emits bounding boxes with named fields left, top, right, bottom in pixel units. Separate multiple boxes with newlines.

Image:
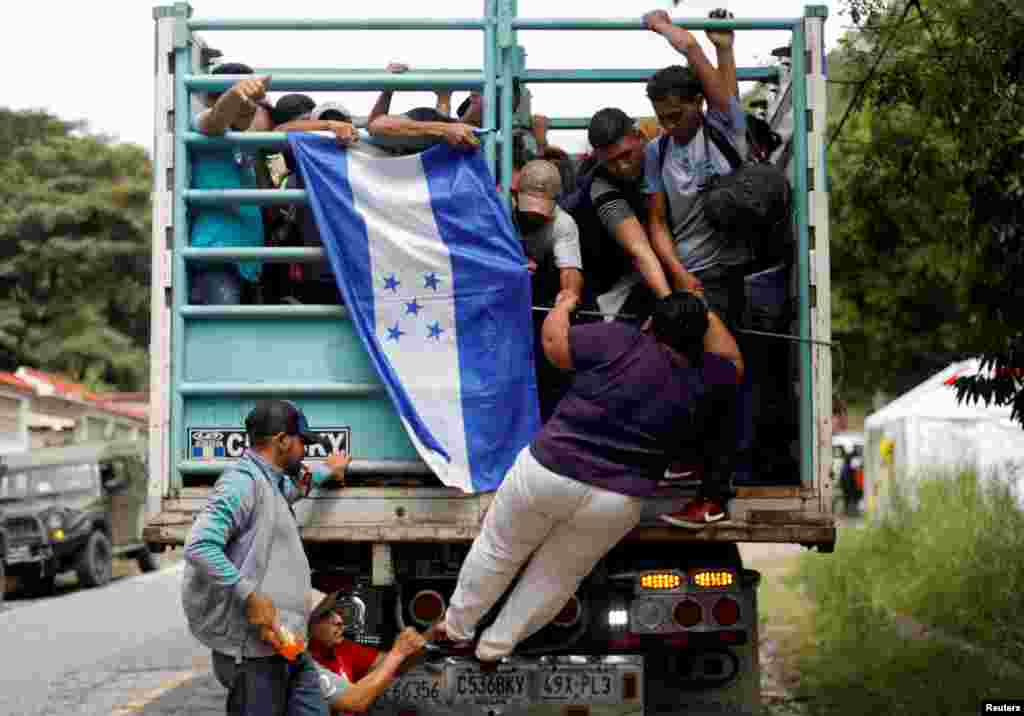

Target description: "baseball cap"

left=272, top=94, right=315, bottom=126
left=309, top=591, right=340, bottom=625
left=516, top=160, right=562, bottom=219
left=309, top=101, right=353, bottom=123
left=244, top=400, right=330, bottom=451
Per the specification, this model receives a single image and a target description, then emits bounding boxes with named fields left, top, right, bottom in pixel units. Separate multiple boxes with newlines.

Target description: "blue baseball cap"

left=245, top=400, right=329, bottom=451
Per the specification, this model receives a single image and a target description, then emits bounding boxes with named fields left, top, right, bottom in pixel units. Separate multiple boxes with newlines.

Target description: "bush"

left=793, top=468, right=1024, bottom=714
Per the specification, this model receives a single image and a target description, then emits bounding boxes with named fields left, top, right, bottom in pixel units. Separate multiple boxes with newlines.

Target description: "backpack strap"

left=703, top=121, right=745, bottom=170
left=655, top=134, right=674, bottom=230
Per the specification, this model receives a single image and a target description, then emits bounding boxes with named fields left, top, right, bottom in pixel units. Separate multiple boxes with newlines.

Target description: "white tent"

left=863, top=359, right=1024, bottom=518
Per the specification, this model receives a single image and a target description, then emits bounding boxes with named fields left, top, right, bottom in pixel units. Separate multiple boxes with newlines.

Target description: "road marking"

left=110, top=669, right=201, bottom=715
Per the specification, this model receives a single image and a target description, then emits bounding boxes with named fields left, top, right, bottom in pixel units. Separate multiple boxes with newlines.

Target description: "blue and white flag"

left=288, top=136, right=540, bottom=493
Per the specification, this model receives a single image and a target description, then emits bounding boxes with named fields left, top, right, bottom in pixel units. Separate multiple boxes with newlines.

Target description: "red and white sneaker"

left=659, top=498, right=727, bottom=529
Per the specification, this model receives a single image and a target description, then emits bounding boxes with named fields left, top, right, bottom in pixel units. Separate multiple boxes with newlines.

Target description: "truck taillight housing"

left=712, top=597, right=741, bottom=626
left=639, top=571, right=682, bottom=590
left=409, top=590, right=445, bottom=626
left=691, top=568, right=736, bottom=589
left=673, top=599, right=703, bottom=628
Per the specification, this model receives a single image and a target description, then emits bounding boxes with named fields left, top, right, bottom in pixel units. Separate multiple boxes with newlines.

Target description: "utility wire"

left=828, top=0, right=919, bottom=151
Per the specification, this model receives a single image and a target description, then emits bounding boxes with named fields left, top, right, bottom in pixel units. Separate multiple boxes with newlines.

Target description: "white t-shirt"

left=521, top=205, right=583, bottom=271
left=316, top=662, right=352, bottom=701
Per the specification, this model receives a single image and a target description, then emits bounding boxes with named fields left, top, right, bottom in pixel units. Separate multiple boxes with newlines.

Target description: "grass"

left=790, top=469, right=1024, bottom=715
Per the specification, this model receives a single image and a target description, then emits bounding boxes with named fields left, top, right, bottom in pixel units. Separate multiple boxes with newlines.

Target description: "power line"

left=828, top=0, right=919, bottom=151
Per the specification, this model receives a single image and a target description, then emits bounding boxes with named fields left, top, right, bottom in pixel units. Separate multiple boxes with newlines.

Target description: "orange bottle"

left=274, top=624, right=306, bottom=662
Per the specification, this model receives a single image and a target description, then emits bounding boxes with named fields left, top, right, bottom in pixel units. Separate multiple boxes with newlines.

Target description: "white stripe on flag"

left=346, top=151, right=473, bottom=492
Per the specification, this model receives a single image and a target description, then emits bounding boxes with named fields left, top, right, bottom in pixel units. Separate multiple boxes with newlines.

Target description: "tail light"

left=673, top=599, right=703, bottom=628
left=632, top=598, right=669, bottom=631
left=639, top=571, right=682, bottom=590
left=552, top=595, right=582, bottom=628
left=409, top=590, right=445, bottom=626
left=712, top=597, right=741, bottom=626
left=691, top=569, right=736, bottom=589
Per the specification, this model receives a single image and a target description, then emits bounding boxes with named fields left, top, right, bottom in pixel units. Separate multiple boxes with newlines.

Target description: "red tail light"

left=552, top=595, right=582, bottom=627
left=410, top=590, right=445, bottom=626
left=674, top=599, right=703, bottom=628
left=712, top=597, right=741, bottom=626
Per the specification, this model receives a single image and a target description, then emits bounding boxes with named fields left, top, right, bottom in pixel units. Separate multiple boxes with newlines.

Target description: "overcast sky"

left=1, top=0, right=848, bottom=154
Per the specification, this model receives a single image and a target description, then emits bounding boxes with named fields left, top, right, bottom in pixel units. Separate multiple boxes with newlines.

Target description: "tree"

left=827, top=0, right=1024, bottom=426
left=0, top=108, right=152, bottom=391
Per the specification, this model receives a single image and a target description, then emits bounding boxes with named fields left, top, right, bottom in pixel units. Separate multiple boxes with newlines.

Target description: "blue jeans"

left=224, top=653, right=327, bottom=716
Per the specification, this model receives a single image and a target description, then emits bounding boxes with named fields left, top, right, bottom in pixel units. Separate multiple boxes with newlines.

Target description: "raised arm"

left=368, top=63, right=409, bottom=126
left=707, top=8, right=739, bottom=99
left=643, top=10, right=732, bottom=114
left=198, top=76, right=271, bottom=136
left=273, top=118, right=359, bottom=146
left=367, top=116, right=479, bottom=149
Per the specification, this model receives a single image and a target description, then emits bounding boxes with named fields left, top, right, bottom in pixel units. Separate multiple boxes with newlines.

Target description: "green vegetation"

left=0, top=108, right=152, bottom=391
left=792, top=470, right=1024, bottom=714
left=826, top=0, right=1024, bottom=424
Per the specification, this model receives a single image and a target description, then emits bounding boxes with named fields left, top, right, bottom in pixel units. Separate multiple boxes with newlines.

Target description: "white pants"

left=445, top=447, right=644, bottom=661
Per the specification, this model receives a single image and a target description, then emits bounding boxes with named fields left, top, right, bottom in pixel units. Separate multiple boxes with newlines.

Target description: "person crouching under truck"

left=304, top=591, right=443, bottom=714
left=434, top=289, right=744, bottom=662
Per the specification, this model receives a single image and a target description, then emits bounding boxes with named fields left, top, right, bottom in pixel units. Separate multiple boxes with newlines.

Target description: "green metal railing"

left=160, top=1, right=826, bottom=492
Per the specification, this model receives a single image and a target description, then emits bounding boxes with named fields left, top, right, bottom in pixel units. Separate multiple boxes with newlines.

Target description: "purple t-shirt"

left=529, top=322, right=738, bottom=497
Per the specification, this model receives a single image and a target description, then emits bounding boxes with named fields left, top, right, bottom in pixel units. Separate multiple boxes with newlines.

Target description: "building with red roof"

left=0, top=369, right=148, bottom=455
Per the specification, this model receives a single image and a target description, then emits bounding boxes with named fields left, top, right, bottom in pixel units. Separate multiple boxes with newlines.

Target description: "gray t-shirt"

left=521, top=205, right=582, bottom=270
left=643, top=97, right=751, bottom=274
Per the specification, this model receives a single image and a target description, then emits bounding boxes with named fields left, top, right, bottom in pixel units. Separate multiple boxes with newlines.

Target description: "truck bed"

left=143, top=486, right=836, bottom=549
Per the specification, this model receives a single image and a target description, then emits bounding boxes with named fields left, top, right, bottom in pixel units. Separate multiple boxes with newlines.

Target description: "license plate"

left=6, top=545, right=31, bottom=563
left=382, top=669, right=445, bottom=704
left=450, top=665, right=531, bottom=706
left=540, top=667, right=621, bottom=703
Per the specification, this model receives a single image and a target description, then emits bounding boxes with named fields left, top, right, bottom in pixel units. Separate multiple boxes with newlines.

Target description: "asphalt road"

left=0, top=562, right=222, bottom=716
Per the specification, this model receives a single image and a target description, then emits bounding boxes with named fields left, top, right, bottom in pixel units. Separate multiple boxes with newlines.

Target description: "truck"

left=144, top=4, right=834, bottom=714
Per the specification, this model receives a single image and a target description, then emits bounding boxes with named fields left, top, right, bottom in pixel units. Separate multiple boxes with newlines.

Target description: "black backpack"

left=650, top=123, right=792, bottom=255
left=554, top=160, right=647, bottom=300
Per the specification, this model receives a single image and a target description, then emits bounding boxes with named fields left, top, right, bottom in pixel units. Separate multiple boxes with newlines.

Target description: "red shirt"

left=310, top=639, right=381, bottom=683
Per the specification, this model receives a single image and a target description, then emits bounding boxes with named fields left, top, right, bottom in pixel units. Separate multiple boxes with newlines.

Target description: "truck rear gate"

left=148, top=5, right=833, bottom=714
left=148, top=2, right=834, bottom=551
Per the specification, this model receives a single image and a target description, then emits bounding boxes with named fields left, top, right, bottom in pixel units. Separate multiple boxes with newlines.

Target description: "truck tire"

left=76, top=531, right=113, bottom=588
left=136, top=547, right=161, bottom=573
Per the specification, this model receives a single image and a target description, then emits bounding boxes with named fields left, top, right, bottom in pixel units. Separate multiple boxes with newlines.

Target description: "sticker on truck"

left=188, top=427, right=351, bottom=461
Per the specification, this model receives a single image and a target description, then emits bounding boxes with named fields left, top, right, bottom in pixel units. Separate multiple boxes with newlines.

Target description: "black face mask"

left=517, top=212, right=547, bottom=235
left=278, top=436, right=305, bottom=478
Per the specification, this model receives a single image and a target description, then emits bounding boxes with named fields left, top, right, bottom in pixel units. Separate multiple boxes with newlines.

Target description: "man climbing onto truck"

left=434, top=289, right=744, bottom=663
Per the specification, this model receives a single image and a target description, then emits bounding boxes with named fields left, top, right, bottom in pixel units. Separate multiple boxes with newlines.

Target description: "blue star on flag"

left=427, top=322, right=444, bottom=340
left=383, top=274, right=401, bottom=292
left=424, top=272, right=441, bottom=291
left=405, top=299, right=423, bottom=316
left=386, top=323, right=405, bottom=342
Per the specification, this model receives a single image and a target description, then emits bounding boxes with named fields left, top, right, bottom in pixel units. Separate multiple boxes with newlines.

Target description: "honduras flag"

left=288, top=136, right=540, bottom=493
